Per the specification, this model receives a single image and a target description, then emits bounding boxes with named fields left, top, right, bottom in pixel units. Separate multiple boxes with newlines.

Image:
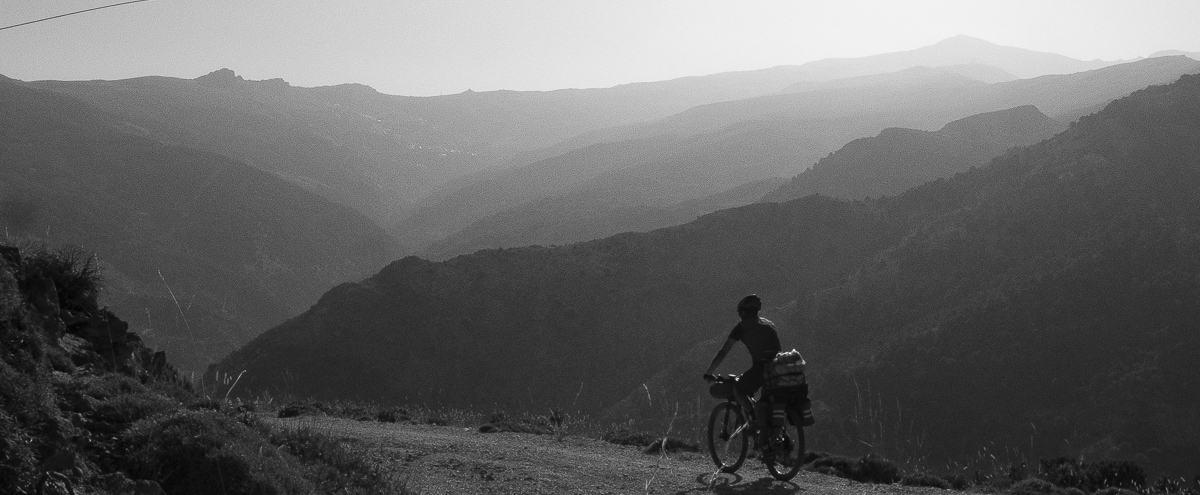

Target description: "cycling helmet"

left=737, top=294, right=762, bottom=313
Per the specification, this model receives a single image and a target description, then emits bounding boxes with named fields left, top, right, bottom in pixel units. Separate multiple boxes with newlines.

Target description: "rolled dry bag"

left=764, top=349, right=806, bottom=391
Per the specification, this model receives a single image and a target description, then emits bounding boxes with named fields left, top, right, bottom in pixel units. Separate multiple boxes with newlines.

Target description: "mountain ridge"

left=762, top=105, right=1064, bottom=202
left=397, top=57, right=1199, bottom=255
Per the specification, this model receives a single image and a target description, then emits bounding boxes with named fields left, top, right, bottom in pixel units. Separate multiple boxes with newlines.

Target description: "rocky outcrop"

left=2, top=246, right=170, bottom=379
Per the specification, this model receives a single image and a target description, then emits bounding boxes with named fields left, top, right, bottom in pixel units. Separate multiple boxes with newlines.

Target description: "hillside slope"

left=217, top=196, right=896, bottom=412
left=795, top=73, right=1200, bottom=475
left=0, top=77, right=399, bottom=373
left=762, top=105, right=1064, bottom=202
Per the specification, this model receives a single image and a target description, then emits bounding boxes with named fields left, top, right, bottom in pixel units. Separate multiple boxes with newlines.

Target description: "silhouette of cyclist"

left=704, top=294, right=781, bottom=439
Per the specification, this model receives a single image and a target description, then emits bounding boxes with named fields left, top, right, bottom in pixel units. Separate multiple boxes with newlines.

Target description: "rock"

left=39, top=451, right=75, bottom=473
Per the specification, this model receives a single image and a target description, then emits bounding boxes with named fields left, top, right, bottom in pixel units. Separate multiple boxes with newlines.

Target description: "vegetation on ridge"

left=0, top=242, right=396, bottom=494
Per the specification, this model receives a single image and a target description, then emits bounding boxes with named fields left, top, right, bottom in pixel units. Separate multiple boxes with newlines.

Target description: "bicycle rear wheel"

left=707, top=402, right=749, bottom=473
left=764, top=409, right=806, bottom=481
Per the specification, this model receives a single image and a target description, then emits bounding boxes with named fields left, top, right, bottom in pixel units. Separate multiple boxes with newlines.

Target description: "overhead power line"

left=0, top=0, right=152, bottom=32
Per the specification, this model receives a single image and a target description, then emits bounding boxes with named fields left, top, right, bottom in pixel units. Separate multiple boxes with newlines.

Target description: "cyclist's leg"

left=735, top=362, right=768, bottom=443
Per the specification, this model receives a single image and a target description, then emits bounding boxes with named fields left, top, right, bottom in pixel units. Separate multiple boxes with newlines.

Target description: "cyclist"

left=703, top=294, right=781, bottom=443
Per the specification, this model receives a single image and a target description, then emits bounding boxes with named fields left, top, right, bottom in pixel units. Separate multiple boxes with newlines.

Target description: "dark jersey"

left=727, top=317, right=781, bottom=363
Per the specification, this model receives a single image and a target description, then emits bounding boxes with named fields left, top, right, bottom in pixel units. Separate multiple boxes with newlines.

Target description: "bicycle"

left=704, top=374, right=806, bottom=481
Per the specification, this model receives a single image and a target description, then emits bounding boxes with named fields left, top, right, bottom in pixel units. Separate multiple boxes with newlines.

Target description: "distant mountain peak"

left=195, top=69, right=291, bottom=92
left=934, top=34, right=997, bottom=47
left=1150, top=50, right=1199, bottom=60
left=196, top=68, right=244, bottom=86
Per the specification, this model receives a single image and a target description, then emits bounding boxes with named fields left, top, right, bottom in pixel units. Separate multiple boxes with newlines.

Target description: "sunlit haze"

left=2, top=0, right=1198, bottom=95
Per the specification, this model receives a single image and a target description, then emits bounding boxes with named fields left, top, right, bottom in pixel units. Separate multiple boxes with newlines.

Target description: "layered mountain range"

left=399, top=56, right=1200, bottom=257
left=0, top=77, right=401, bottom=372
left=216, top=72, right=1200, bottom=474
left=14, top=36, right=1156, bottom=374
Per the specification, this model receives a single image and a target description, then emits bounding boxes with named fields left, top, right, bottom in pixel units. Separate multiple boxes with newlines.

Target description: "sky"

left=1, top=0, right=1198, bottom=96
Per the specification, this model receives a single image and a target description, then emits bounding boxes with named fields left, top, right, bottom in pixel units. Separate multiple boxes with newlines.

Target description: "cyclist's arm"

left=705, top=338, right=738, bottom=376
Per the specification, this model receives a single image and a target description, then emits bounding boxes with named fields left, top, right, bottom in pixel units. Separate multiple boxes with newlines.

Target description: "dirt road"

left=270, top=416, right=944, bottom=495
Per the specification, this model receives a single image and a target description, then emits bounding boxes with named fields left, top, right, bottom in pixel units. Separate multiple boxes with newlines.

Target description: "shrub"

left=808, top=452, right=859, bottom=479
left=942, top=472, right=971, bottom=490
left=901, top=472, right=953, bottom=489
left=1039, top=457, right=1146, bottom=492
left=1093, top=489, right=1138, bottom=495
left=91, top=391, right=180, bottom=425
left=806, top=452, right=899, bottom=484
left=859, top=453, right=900, bottom=484
left=642, top=437, right=700, bottom=454
left=20, top=244, right=103, bottom=312
left=278, top=405, right=304, bottom=418
left=121, top=409, right=314, bottom=495
left=1148, top=476, right=1198, bottom=495
left=1041, top=457, right=1088, bottom=490
left=602, top=429, right=660, bottom=447
left=263, top=424, right=388, bottom=492
left=1089, top=461, right=1145, bottom=491
left=1009, top=478, right=1058, bottom=495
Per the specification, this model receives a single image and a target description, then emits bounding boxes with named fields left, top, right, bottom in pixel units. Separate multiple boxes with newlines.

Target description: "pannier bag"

left=753, top=401, right=789, bottom=428
left=799, top=399, right=815, bottom=426
left=764, top=349, right=806, bottom=390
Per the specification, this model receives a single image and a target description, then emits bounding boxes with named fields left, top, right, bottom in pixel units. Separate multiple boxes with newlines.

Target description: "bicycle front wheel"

left=707, top=402, right=749, bottom=473
left=764, top=409, right=806, bottom=481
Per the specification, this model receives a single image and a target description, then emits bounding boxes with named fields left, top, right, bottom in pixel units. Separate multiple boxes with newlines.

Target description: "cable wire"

left=1, top=0, right=152, bottom=32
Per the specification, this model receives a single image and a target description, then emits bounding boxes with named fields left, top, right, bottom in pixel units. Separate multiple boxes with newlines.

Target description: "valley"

left=3, top=29, right=1199, bottom=493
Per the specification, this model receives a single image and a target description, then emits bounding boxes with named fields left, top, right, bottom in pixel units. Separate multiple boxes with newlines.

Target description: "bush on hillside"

left=595, top=428, right=699, bottom=454
left=1039, top=457, right=1146, bottom=492
left=1009, top=478, right=1059, bottom=495
left=263, top=423, right=389, bottom=492
left=0, top=243, right=399, bottom=493
left=1148, top=475, right=1200, bottom=495
left=19, top=243, right=103, bottom=312
left=121, top=409, right=314, bottom=494
left=901, top=472, right=953, bottom=489
left=1092, top=488, right=1139, bottom=495
left=806, top=452, right=900, bottom=484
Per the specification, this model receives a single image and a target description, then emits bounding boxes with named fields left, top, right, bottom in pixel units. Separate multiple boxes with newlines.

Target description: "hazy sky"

left=2, top=0, right=1198, bottom=96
